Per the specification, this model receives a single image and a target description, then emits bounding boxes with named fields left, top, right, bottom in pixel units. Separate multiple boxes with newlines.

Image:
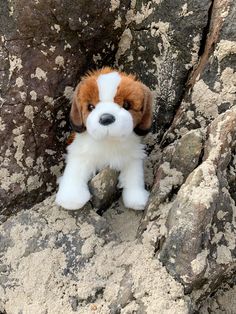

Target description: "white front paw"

left=122, top=188, right=149, bottom=210
left=56, top=187, right=91, bottom=210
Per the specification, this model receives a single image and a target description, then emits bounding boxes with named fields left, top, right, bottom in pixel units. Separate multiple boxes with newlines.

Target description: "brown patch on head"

left=135, top=83, right=153, bottom=135
left=70, top=67, right=153, bottom=135
left=70, top=75, right=99, bottom=132
left=70, top=67, right=117, bottom=132
left=114, top=74, right=153, bottom=135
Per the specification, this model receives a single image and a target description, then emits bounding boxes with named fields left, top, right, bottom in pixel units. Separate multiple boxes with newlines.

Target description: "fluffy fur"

left=56, top=68, right=153, bottom=210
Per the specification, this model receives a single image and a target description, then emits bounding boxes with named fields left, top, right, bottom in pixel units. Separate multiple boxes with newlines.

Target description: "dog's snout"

left=99, top=113, right=116, bottom=126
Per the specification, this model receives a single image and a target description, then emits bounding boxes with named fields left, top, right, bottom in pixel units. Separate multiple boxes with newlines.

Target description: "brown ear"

left=134, top=83, right=153, bottom=136
left=70, top=84, right=86, bottom=133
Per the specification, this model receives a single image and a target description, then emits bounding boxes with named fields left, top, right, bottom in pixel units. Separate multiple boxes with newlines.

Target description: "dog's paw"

left=55, top=187, right=91, bottom=210
left=122, top=188, right=149, bottom=211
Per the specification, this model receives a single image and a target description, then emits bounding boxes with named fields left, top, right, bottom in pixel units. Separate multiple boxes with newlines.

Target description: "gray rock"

left=159, top=109, right=236, bottom=303
left=138, top=0, right=236, bottom=306
left=139, top=129, right=203, bottom=235
left=116, top=0, right=211, bottom=137
left=109, top=268, right=134, bottom=313
left=162, top=0, right=236, bottom=144
left=89, top=167, right=119, bottom=212
left=170, top=130, right=204, bottom=179
left=0, top=0, right=235, bottom=312
left=0, top=197, right=115, bottom=279
left=199, top=276, right=236, bottom=313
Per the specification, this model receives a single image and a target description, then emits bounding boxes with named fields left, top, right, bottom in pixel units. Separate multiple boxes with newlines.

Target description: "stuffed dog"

left=56, top=67, right=153, bottom=210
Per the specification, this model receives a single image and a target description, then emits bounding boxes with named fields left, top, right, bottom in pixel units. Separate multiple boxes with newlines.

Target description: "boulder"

left=0, top=0, right=236, bottom=312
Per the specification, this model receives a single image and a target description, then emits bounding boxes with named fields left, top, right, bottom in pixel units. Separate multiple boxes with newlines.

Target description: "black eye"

left=88, top=104, right=95, bottom=111
left=123, top=100, right=131, bottom=110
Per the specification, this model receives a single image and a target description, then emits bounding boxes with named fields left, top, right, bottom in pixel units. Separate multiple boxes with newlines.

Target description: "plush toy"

left=56, top=67, right=153, bottom=210
left=66, top=131, right=76, bottom=145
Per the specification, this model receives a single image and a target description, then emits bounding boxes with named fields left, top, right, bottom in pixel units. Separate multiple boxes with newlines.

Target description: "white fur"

left=86, top=102, right=133, bottom=140
left=86, top=72, right=133, bottom=140
left=56, top=71, right=149, bottom=211
left=97, top=72, right=121, bottom=102
left=56, top=132, right=149, bottom=210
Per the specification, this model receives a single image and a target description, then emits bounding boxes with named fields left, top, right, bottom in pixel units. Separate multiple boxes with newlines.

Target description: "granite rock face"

left=0, top=0, right=129, bottom=219
left=115, top=0, right=212, bottom=136
left=162, top=0, right=236, bottom=144
left=139, top=0, right=236, bottom=307
left=160, top=110, right=236, bottom=297
left=139, top=128, right=204, bottom=235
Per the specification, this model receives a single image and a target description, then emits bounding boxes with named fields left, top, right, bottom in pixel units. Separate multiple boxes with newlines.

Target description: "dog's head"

left=70, top=68, right=153, bottom=140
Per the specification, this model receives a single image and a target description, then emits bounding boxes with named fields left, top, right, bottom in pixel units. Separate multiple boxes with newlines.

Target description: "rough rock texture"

left=0, top=0, right=129, bottom=219
left=139, top=0, right=236, bottom=309
left=199, top=278, right=236, bottom=313
left=162, top=0, right=236, bottom=144
left=115, top=0, right=212, bottom=136
left=160, top=110, right=236, bottom=297
left=0, top=196, right=190, bottom=314
left=89, top=168, right=120, bottom=213
left=139, top=128, right=204, bottom=235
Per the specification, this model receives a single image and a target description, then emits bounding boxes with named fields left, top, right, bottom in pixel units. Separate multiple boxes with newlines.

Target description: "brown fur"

left=134, top=83, right=153, bottom=134
left=70, top=76, right=99, bottom=131
left=70, top=68, right=153, bottom=135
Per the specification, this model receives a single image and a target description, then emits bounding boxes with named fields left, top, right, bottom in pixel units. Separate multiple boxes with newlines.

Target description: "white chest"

left=68, top=132, right=145, bottom=171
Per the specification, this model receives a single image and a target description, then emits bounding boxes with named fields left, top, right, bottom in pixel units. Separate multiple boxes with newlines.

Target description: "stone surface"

left=89, top=167, right=120, bottom=213
left=142, top=109, right=236, bottom=307
left=0, top=0, right=129, bottom=219
left=139, top=129, right=203, bottom=235
left=0, top=196, right=190, bottom=314
left=199, top=276, right=236, bottom=313
left=116, top=0, right=211, bottom=136
left=138, top=0, right=236, bottom=306
left=162, top=0, right=236, bottom=144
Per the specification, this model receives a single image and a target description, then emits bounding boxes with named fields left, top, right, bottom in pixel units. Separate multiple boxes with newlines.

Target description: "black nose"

left=99, top=113, right=116, bottom=126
